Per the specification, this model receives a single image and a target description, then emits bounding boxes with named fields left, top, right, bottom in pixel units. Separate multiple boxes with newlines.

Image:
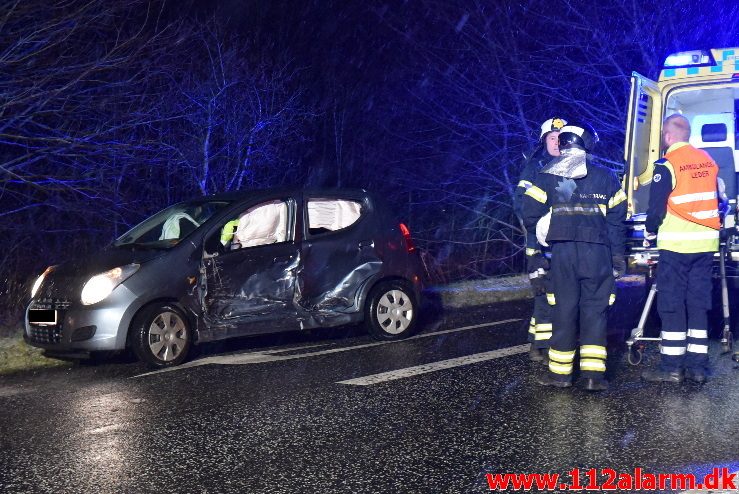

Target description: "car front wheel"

left=365, top=281, right=418, bottom=340
left=130, top=304, right=192, bottom=368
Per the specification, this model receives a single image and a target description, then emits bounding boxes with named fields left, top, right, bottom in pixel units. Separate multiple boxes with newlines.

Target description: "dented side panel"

left=201, top=242, right=301, bottom=335
left=297, top=195, right=383, bottom=318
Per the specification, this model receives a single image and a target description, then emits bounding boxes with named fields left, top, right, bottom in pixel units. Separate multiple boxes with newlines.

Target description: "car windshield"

left=113, top=200, right=232, bottom=248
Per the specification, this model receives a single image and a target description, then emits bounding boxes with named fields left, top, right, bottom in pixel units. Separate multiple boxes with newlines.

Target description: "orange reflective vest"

left=665, top=144, right=720, bottom=230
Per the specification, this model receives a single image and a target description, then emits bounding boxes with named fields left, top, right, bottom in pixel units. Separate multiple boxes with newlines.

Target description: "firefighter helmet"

left=539, top=117, right=567, bottom=139
left=558, top=122, right=599, bottom=152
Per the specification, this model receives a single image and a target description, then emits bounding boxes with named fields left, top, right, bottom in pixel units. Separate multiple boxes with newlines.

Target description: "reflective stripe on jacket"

left=665, top=143, right=720, bottom=229
left=657, top=142, right=720, bottom=253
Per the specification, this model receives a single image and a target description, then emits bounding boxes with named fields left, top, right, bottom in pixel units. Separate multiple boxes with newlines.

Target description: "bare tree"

left=372, top=0, right=739, bottom=280
left=0, top=2, right=314, bottom=325
left=0, top=0, right=189, bottom=321
left=158, top=24, right=314, bottom=195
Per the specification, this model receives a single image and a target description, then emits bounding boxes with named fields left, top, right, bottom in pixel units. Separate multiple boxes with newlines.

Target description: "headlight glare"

left=80, top=264, right=139, bottom=305
left=30, top=266, right=54, bottom=298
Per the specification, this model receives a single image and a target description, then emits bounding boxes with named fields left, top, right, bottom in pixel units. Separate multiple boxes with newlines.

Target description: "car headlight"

left=80, top=264, right=140, bottom=306
left=30, top=266, right=54, bottom=298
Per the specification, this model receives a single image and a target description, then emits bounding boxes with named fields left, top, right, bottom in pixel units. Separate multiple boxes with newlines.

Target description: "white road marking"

left=266, top=342, right=333, bottom=354
left=132, top=318, right=522, bottom=378
left=337, top=344, right=529, bottom=386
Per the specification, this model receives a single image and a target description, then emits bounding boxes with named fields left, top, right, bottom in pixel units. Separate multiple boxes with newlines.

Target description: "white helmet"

left=540, top=117, right=567, bottom=140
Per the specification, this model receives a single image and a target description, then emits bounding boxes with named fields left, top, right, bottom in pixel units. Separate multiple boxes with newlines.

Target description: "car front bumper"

left=24, top=284, right=140, bottom=353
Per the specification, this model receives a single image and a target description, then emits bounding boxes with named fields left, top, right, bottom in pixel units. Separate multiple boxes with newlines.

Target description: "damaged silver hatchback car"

left=25, top=189, right=425, bottom=367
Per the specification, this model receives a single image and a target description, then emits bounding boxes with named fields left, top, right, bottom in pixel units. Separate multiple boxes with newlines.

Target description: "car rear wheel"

left=365, top=281, right=417, bottom=340
left=130, top=304, right=192, bottom=368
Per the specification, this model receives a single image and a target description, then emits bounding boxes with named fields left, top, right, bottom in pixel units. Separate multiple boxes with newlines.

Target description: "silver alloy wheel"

left=376, top=289, right=414, bottom=335
left=147, top=311, right=188, bottom=362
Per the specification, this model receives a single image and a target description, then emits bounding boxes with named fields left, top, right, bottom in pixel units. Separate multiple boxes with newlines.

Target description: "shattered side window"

left=221, top=200, right=290, bottom=250
left=307, top=198, right=362, bottom=235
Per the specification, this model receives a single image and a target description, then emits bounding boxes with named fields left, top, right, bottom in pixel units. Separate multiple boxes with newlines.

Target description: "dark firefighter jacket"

left=513, top=145, right=551, bottom=220
left=514, top=146, right=552, bottom=254
left=522, top=159, right=627, bottom=256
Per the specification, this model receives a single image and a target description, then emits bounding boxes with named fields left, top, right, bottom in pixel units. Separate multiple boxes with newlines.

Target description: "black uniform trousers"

left=656, top=250, right=712, bottom=372
left=528, top=272, right=553, bottom=349
left=547, top=241, right=614, bottom=382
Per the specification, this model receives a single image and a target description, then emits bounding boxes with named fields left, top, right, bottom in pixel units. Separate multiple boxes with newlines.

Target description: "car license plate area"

left=29, top=309, right=57, bottom=325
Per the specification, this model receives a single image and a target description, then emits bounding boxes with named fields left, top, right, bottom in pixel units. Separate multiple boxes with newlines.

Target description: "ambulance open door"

left=623, top=72, right=662, bottom=218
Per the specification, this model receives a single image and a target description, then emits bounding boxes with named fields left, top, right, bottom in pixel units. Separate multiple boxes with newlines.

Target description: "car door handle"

left=358, top=240, right=374, bottom=249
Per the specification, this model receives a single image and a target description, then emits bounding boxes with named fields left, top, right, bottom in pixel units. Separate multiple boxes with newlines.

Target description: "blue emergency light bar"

left=663, top=50, right=716, bottom=69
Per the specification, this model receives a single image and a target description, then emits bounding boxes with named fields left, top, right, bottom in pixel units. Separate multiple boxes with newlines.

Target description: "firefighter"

left=522, top=122, right=627, bottom=391
left=641, top=114, right=726, bottom=384
left=513, top=117, right=567, bottom=362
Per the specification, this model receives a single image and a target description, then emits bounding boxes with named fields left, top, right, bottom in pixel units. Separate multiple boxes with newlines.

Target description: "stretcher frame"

left=626, top=231, right=738, bottom=365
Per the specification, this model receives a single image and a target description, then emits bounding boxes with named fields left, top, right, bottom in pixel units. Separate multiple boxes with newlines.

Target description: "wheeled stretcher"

left=625, top=231, right=738, bottom=365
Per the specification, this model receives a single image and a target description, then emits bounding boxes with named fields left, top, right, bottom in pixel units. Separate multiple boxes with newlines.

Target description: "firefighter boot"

left=537, top=372, right=572, bottom=388
left=684, top=368, right=707, bottom=384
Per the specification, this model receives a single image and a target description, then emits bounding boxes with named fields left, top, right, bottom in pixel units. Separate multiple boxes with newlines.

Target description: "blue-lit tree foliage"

left=2, top=0, right=739, bottom=325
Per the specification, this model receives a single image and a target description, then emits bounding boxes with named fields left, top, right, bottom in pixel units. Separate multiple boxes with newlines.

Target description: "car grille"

left=31, top=300, right=72, bottom=310
left=28, top=323, right=63, bottom=344
left=28, top=302, right=68, bottom=345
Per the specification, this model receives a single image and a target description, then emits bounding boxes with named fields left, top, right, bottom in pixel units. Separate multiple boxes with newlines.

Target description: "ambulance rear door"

left=623, top=72, right=663, bottom=218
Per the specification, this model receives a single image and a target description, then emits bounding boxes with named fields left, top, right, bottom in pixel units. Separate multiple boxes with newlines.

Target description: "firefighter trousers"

left=528, top=287, right=553, bottom=349
left=547, top=242, right=614, bottom=382
left=656, top=250, right=712, bottom=372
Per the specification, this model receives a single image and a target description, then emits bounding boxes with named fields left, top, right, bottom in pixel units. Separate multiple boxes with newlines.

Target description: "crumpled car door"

left=297, top=195, right=382, bottom=314
left=199, top=199, right=300, bottom=336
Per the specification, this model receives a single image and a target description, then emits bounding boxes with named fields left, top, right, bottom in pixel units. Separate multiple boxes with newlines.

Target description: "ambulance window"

left=633, top=92, right=652, bottom=178
left=702, top=123, right=727, bottom=142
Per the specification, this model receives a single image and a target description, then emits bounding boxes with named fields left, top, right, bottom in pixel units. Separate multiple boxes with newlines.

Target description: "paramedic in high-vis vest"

left=523, top=122, right=627, bottom=392
left=513, top=117, right=567, bottom=362
left=642, top=114, right=727, bottom=384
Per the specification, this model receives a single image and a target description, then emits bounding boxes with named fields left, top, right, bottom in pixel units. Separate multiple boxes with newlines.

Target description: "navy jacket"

left=522, top=160, right=627, bottom=256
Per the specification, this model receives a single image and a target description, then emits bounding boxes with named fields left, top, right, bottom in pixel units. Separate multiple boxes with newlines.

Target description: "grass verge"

left=0, top=333, right=71, bottom=375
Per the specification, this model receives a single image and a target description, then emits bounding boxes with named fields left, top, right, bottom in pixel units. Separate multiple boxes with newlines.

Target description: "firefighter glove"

left=527, top=256, right=548, bottom=295
left=529, top=273, right=547, bottom=296
left=612, top=255, right=626, bottom=279
left=526, top=255, right=549, bottom=274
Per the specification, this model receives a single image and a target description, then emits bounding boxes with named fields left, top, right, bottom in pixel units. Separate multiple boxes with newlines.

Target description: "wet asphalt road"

left=1, top=282, right=738, bottom=494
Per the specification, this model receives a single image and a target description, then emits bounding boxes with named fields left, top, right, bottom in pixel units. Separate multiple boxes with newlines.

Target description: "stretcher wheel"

left=627, top=345, right=643, bottom=366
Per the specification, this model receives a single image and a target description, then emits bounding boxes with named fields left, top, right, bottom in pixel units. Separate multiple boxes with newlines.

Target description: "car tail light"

left=399, top=223, right=416, bottom=253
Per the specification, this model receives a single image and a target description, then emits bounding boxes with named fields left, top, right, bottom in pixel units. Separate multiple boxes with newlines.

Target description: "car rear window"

left=307, top=198, right=362, bottom=235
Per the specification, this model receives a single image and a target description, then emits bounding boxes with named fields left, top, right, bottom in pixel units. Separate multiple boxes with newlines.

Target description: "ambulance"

left=622, top=48, right=738, bottom=359
left=623, top=47, right=739, bottom=265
